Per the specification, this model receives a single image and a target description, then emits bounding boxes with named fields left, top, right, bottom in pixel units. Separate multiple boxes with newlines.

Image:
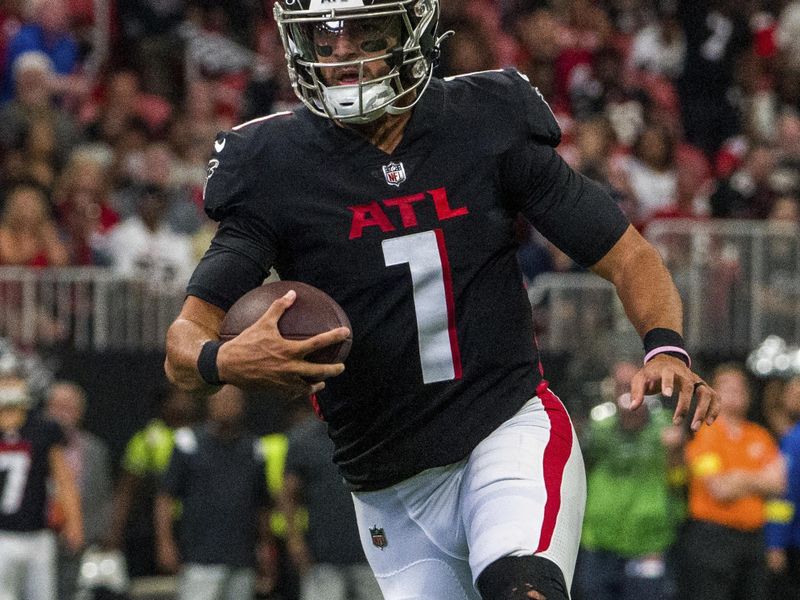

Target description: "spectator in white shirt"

left=104, top=184, right=195, bottom=286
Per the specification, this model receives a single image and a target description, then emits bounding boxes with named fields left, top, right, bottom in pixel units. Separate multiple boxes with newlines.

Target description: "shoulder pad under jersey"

left=202, top=111, right=293, bottom=222
left=443, top=68, right=561, bottom=147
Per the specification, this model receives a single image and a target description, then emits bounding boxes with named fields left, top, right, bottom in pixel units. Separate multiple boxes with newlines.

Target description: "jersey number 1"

left=382, top=230, right=462, bottom=384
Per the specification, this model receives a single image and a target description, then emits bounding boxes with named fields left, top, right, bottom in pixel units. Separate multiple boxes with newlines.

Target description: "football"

left=219, top=281, right=352, bottom=364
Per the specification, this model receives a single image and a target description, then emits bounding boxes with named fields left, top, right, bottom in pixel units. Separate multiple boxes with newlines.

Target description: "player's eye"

left=308, top=15, right=400, bottom=57
left=360, top=38, right=389, bottom=53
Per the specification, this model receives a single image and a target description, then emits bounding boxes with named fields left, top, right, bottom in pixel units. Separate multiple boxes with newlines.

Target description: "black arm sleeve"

left=186, top=216, right=275, bottom=311
left=497, top=69, right=628, bottom=267
left=185, top=128, right=279, bottom=310
left=502, top=143, right=629, bottom=267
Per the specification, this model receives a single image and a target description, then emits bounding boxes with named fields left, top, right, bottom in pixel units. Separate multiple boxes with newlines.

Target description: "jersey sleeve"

left=515, top=71, right=561, bottom=148
left=499, top=72, right=629, bottom=267
left=186, top=130, right=279, bottom=310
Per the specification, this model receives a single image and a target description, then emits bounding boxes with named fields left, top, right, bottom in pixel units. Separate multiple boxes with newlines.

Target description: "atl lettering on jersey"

left=348, top=188, right=469, bottom=240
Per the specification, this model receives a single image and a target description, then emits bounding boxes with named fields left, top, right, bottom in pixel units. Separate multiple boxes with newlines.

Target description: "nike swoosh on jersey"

left=215, top=139, right=226, bottom=153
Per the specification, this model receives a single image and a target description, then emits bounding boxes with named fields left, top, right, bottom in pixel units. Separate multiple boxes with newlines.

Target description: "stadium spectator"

left=628, top=3, right=686, bottom=80
left=678, top=363, right=786, bottom=600
left=52, top=148, right=119, bottom=265
left=45, top=380, right=113, bottom=600
left=280, top=405, right=382, bottom=600
left=154, top=385, right=270, bottom=600
left=116, top=0, right=186, bottom=101
left=82, top=70, right=172, bottom=147
left=777, top=0, right=800, bottom=71
left=0, top=184, right=68, bottom=267
left=756, top=194, right=800, bottom=339
left=623, top=123, right=679, bottom=225
left=574, top=360, right=685, bottom=600
left=0, top=0, right=85, bottom=104
left=710, top=144, right=780, bottom=219
left=255, top=428, right=302, bottom=600
left=438, top=16, right=497, bottom=77
left=508, top=3, right=560, bottom=104
left=104, top=383, right=198, bottom=578
left=105, top=183, right=196, bottom=286
left=675, top=0, right=751, bottom=156
left=112, top=141, right=202, bottom=235
left=773, top=110, right=800, bottom=196
left=0, top=373, right=83, bottom=600
left=766, top=375, right=800, bottom=600
left=0, top=51, right=79, bottom=171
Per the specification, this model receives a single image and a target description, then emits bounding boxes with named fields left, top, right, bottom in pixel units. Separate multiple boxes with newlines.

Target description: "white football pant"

left=352, top=386, right=586, bottom=600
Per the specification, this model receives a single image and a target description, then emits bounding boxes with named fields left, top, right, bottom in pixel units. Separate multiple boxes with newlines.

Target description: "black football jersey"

left=0, top=415, right=66, bottom=531
left=188, top=69, right=629, bottom=490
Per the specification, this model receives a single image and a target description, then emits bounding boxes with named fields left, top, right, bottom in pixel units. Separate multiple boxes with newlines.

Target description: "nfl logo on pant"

left=370, top=526, right=388, bottom=549
left=382, top=162, right=406, bottom=187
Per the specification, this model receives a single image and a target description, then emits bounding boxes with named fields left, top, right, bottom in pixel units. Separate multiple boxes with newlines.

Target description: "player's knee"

left=476, top=555, right=569, bottom=600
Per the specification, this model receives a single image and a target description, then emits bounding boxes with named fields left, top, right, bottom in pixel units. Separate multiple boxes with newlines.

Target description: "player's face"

left=714, top=370, right=750, bottom=419
left=0, top=406, right=27, bottom=432
left=311, top=16, right=402, bottom=86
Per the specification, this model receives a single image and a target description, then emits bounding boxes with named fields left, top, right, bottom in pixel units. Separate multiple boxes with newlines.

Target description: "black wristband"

left=643, top=328, right=691, bottom=367
left=197, top=340, right=225, bottom=386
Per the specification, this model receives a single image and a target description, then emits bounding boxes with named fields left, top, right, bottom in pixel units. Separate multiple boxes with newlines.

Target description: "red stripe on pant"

left=534, top=380, right=573, bottom=553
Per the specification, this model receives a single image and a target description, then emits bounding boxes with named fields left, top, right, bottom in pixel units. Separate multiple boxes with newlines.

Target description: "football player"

left=0, top=375, right=83, bottom=600
left=165, top=1, right=719, bottom=598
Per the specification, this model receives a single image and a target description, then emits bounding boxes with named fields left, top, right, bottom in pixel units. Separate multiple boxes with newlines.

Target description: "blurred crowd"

left=0, top=339, right=380, bottom=600
left=5, top=341, right=800, bottom=600
left=1, top=0, right=800, bottom=599
left=0, top=0, right=795, bottom=285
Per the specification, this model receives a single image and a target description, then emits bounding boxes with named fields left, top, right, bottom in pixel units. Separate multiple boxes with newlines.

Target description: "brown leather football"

left=219, top=281, right=352, bottom=364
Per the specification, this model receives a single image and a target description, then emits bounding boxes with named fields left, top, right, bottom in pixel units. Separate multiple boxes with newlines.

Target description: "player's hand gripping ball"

left=220, top=281, right=352, bottom=364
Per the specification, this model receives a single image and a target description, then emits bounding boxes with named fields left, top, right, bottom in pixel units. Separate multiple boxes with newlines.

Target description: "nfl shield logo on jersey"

left=370, top=526, right=388, bottom=549
left=382, top=162, right=406, bottom=187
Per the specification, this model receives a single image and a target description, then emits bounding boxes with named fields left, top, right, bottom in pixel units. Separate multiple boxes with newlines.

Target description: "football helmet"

left=274, top=0, right=445, bottom=124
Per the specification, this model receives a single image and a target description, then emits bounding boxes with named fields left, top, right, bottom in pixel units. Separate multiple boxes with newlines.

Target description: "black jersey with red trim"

left=0, top=415, right=66, bottom=531
left=188, top=68, right=629, bottom=490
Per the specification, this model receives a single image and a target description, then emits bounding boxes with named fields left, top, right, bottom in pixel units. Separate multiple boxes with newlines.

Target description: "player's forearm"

left=620, top=252, right=683, bottom=337
left=165, top=317, right=222, bottom=394
left=592, top=226, right=683, bottom=337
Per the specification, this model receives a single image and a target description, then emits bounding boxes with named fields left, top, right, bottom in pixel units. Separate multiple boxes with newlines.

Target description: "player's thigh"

left=462, top=391, right=586, bottom=592
left=301, top=564, right=347, bottom=600
left=178, top=563, right=226, bottom=600
left=23, top=531, right=57, bottom=600
left=352, top=471, right=480, bottom=600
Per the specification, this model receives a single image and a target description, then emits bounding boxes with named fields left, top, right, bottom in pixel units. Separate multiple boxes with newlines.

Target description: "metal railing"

left=0, top=267, right=185, bottom=351
left=1, top=220, right=798, bottom=354
left=529, top=219, right=800, bottom=355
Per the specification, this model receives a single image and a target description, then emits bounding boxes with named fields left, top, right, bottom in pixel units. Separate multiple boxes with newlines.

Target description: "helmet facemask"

left=275, top=0, right=441, bottom=124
